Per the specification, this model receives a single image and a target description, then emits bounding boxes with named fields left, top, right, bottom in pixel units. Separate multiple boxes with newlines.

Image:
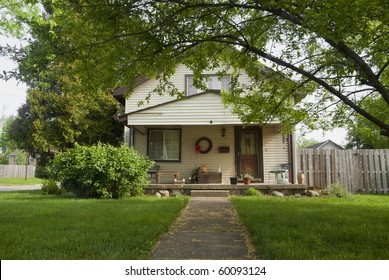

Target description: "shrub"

left=326, top=183, right=353, bottom=199
left=35, top=164, right=49, bottom=179
left=245, top=187, right=262, bottom=197
left=41, top=179, right=62, bottom=195
left=49, top=143, right=153, bottom=199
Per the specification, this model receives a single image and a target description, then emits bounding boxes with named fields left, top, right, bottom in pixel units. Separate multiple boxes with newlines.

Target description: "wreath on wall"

left=195, top=137, right=213, bottom=154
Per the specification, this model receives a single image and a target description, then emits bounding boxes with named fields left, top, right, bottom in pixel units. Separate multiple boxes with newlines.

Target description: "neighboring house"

left=7, top=150, right=36, bottom=166
left=305, top=139, right=344, bottom=150
left=114, top=64, right=297, bottom=184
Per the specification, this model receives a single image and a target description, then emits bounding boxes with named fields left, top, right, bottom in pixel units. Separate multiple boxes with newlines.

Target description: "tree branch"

left=377, top=60, right=389, bottom=79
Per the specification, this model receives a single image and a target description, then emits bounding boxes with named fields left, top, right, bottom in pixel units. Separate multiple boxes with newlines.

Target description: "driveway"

left=0, top=184, right=42, bottom=192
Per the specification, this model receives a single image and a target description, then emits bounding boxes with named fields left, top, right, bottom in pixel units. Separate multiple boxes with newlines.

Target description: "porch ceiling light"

left=221, top=127, right=226, bottom=137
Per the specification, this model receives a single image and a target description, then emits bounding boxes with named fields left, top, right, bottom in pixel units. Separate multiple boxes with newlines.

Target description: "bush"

left=35, top=164, right=49, bottom=179
left=326, top=183, right=353, bottom=199
left=41, top=179, right=62, bottom=195
left=49, top=143, right=153, bottom=198
left=245, top=187, right=262, bottom=197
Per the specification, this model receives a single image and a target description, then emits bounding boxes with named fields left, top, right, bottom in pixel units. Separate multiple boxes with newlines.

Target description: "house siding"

left=263, top=126, right=290, bottom=184
left=125, top=64, right=294, bottom=184
left=133, top=125, right=235, bottom=184
left=126, top=64, right=250, bottom=114
left=132, top=124, right=290, bottom=184
left=127, top=92, right=243, bottom=126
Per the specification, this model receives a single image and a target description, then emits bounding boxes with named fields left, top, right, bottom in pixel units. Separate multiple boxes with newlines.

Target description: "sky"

left=0, top=35, right=28, bottom=119
left=0, top=37, right=348, bottom=146
left=0, top=56, right=27, bottom=118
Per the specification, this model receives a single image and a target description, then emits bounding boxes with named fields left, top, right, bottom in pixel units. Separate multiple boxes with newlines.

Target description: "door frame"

left=235, top=126, right=264, bottom=182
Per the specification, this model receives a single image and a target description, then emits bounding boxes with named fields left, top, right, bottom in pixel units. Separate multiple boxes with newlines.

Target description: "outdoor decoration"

left=243, top=174, right=254, bottom=185
left=199, top=165, right=208, bottom=173
left=189, top=166, right=200, bottom=183
left=195, top=137, right=213, bottom=154
left=221, top=127, right=226, bottom=137
left=230, top=177, right=238, bottom=185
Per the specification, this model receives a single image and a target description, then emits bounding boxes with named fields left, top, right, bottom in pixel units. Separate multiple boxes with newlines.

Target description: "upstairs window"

left=186, top=75, right=231, bottom=96
left=148, top=129, right=181, bottom=161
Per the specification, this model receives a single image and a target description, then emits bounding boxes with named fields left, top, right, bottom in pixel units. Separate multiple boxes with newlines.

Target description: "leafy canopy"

left=346, top=95, right=389, bottom=148
left=8, top=89, right=122, bottom=155
left=1, top=0, right=389, bottom=135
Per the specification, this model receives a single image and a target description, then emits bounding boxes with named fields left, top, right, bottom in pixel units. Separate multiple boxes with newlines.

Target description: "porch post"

left=289, top=134, right=298, bottom=184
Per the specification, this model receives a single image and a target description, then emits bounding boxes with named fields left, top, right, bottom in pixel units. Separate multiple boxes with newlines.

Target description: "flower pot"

left=244, top=178, right=251, bottom=185
left=230, top=177, right=238, bottom=185
left=199, top=165, right=208, bottom=173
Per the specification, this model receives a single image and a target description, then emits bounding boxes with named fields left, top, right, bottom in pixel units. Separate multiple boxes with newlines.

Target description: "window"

left=148, top=129, right=181, bottom=161
left=186, top=75, right=231, bottom=96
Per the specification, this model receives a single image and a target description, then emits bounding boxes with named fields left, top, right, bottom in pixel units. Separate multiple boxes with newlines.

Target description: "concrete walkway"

left=0, top=185, right=42, bottom=192
left=152, top=197, right=256, bottom=260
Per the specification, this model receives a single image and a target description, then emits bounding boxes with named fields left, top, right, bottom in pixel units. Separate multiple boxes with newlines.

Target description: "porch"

left=144, top=183, right=307, bottom=196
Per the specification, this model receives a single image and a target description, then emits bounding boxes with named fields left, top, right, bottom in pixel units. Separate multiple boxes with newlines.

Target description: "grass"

left=0, top=190, right=188, bottom=259
left=0, top=177, right=43, bottom=186
left=231, top=195, right=389, bottom=260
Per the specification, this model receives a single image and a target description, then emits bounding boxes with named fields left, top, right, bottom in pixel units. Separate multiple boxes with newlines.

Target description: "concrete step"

left=190, top=190, right=230, bottom=197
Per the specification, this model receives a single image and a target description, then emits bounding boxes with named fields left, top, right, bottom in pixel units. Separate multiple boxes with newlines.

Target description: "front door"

left=235, top=126, right=264, bottom=182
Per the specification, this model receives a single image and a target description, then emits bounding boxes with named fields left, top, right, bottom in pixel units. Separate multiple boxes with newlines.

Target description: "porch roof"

left=123, top=91, right=240, bottom=126
left=122, top=91, right=278, bottom=126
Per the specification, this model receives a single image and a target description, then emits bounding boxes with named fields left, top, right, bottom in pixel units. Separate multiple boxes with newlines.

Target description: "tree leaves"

left=8, top=89, right=122, bottom=155
left=1, top=0, right=389, bottom=135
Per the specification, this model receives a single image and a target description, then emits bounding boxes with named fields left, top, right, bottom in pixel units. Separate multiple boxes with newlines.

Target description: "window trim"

left=147, top=128, right=182, bottom=162
left=185, top=74, right=231, bottom=96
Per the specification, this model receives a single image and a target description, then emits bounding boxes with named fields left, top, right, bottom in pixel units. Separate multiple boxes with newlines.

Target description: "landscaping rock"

left=159, top=190, right=170, bottom=197
left=272, top=191, right=284, bottom=197
left=155, top=192, right=161, bottom=198
left=307, top=190, right=320, bottom=197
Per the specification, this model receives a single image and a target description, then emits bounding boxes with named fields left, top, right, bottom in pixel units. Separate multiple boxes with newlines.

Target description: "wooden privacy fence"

left=0, top=165, right=36, bottom=178
left=297, top=149, right=389, bottom=194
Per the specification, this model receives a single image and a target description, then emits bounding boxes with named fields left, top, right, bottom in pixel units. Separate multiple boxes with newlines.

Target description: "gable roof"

left=306, top=139, right=344, bottom=150
left=112, top=77, right=150, bottom=105
left=112, top=63, right=303, bottom=106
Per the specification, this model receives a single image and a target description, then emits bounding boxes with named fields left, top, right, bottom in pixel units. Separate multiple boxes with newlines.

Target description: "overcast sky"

left=0, top=56, right=27, bottom=118
left=1, top=35, right=27, bottom=118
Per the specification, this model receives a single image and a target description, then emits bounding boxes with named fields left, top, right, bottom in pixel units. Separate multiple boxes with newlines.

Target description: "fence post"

left=384, top=150, right=389, bottom=194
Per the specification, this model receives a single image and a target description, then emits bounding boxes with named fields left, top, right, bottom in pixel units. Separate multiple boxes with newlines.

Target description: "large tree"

left=1, top=0, right=389, bottom=136
left=1, top=0, right=124, bottom=155
left=345, top=95, right=389, bottom=148
left=9, top=89, right=123, bottom=155
left=0, top=116, right=16, bottom=155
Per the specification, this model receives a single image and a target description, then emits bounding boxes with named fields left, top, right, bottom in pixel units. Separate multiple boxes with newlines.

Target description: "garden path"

left=152, top=197, right=256, bottom=260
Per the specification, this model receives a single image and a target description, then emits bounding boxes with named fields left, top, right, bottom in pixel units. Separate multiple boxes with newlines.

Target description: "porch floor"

left=145, top=183, right=307, bottom=196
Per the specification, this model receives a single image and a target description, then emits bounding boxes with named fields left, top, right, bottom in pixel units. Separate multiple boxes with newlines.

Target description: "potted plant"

left=189, top=166, right=200, bottom=184
left=230, top=176, right=238, bottom=185
left=243, top=174, right=254, bottom=185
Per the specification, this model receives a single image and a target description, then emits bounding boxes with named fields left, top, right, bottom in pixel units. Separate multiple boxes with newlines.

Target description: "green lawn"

left=0, top=177, right=43, bottom=186
left=231, top=195, right=389, bottom=260
left=0, top=190, right=188, bottom=259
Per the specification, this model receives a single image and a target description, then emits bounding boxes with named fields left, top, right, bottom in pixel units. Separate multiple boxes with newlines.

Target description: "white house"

left=305, top=139, right=344, bottom=150
left=115, top=64, right=297, bottom=184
